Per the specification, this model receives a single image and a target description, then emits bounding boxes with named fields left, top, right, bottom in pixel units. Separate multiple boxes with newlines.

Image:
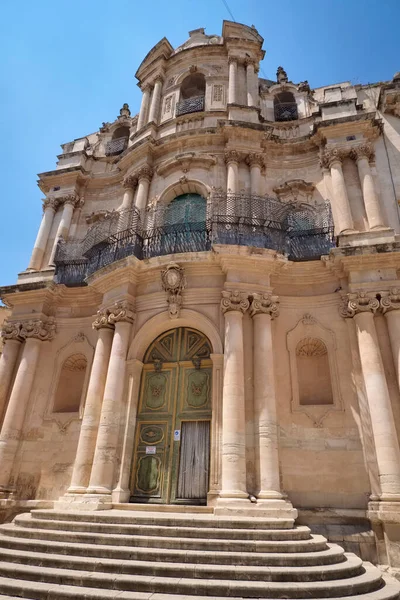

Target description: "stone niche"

left=286, top=314, right=343, bottom=427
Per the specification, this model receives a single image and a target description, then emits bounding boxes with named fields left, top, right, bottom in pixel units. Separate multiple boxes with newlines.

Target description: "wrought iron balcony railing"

left=105, top=136, right=128, bottom=156
left=274, top=102, right=299, bottom=122
left=54, top=194, right=336, bottom=286
left=176, top=95, right=205, bottom=117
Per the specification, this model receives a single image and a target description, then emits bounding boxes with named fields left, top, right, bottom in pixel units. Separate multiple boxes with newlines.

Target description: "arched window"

left=274, top=91, right=298, bottom=122
left=53, top=353, right=88, bottom=413
left=176, top=73, right=206, bottom=116
left=296, top=338, right=333, bottom=406
left=105, top=126, right=130, bottom=156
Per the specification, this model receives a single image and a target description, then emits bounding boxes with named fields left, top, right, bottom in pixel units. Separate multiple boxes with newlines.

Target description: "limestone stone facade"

left=1, top=21, right=400, bottom=568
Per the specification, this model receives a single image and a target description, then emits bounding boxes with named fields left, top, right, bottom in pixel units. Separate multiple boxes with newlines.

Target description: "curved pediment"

left=156, top=153, right=217, bottom=177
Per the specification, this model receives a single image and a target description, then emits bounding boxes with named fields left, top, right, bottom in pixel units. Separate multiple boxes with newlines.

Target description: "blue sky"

left=1, top=0, right=399, bottom=286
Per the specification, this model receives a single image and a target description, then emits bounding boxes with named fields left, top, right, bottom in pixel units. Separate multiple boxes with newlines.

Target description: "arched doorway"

left=130, top=327, right=212, bottom=504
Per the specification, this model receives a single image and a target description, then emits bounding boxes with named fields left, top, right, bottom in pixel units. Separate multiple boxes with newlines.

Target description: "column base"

left=215, top=494, right=297, bottom=523
left=338, top=228, right=395, bottom=247
left=368, top=498, right=400, bottom=568
left=111, top=487, right=130, bottom=504
left=54, top=493, right=112, bottom=511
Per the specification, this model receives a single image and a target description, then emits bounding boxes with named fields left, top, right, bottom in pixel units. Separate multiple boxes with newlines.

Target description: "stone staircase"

left=0, top=507, right=397, bottom=599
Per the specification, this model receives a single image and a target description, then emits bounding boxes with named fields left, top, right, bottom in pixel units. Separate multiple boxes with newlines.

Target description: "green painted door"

left=130, top=327, right=212, bottom=504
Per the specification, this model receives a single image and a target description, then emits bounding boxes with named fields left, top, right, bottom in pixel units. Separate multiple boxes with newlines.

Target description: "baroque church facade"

left=1, top=20, right=400, bottom=574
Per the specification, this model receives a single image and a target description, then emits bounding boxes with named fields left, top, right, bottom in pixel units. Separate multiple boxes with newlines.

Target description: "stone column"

left=352, top=144, right=385, bottom=230
left=250, top=293, right=282, bottom=498
left=219, top=290, right=249, bottom=500
left=224, top=150, right=240, bottom=196
left=67, top=312, right=114, bottom=494
left=137, top=85, right=151, bottom=130
left=323, top=150, right=354, bottom=234
left=87, top=301, right=135, bottom=496
left=148, top=76, right=163, bottom=125
left=0, top=324, right=23, bottom=424
left=381, top=289, right=400, bottom=394
left=135, top=165, right=153, bottom=212
left=228, top=57, right=238, bottom=105
left=112, top=358, right=144, bottom=503
left=245, top=60, right=257, bottom=107
left=118, top=175, right=138, bottom=231
left=27, top=198, right=59, bottom=271
left=48, top=195, right=80, bottom=266
left=208, top=353, right=224, bottom=504
left=246, top=153, right=264, bottom=196
left=0, top=318, right=55, bottom=492
left=341, top=292, right=400, bottom=498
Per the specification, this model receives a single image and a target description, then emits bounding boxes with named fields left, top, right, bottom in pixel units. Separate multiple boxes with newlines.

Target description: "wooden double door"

left=130, top=327, right=212, bottom=504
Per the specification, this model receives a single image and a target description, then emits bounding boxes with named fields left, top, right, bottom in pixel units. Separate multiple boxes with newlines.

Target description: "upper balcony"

left=54, top=193, right=336, bottom=286
left=176, top=95, right=205, bottom=117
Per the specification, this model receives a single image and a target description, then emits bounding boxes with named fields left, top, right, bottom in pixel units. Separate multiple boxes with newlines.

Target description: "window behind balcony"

left=105, top=126, right=129, bottom=156
left=274, top=91, right=298, bottom=122
left=176, top=73, right=206, bottom=116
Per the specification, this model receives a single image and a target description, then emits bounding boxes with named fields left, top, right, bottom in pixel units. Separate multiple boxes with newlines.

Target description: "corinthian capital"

left=123, top=174, right=138, bottom=189
left=42, top=198, right=59, bottom=212
left=137, top=165, right=153, bottom=182
left=339, top=291, right=379, bottom=318
left=224, top=150, right=241, bottom=165
left=1, top=321, right=24, bottom=342
left=322, top=148, right=348, bottom=169
left=350, top=143, right=375, bottom=163
left=20, top=317, right=56, bottom=341
left=246, top=153, right=265, bottom=169
left=59, top=194, right=80, bottom=208
left=249, top=293, right=279, bottom=319
left=108, top=300, right=135, bottom=324
left=380, top=288, right=400, bottom=313
left=92, top=308, right=113, bottom=330
left=221, top=290, right=250, bottom=314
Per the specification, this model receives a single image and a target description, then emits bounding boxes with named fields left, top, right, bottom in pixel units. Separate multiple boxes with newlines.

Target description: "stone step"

left=0, top=546, right=364, bottom=582
left=0, top=534, right=346, bottom=566
left=0, top=560, right=387, bottom=598
left=0, top=575, right=399, bottom=600
left=14, top=514, right=312, bottom=541
left=0, top=524, right=328, bottom=554
left=31, top=509, right=294, bottom=530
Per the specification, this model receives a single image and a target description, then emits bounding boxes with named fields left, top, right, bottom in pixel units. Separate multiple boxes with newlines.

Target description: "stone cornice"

left=214, top=245, right=288, bottom=277
left=323, top=244, right=400, bottom=277
left=156, top=152, right=217, bottom=177
left=314, top=112, right=382, bottom=143
left=85, top=256, right=141, bottom=294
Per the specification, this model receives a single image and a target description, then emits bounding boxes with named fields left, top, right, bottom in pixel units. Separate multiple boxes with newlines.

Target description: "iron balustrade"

left=274, top=102, right=299, bottom=122
left=54, top=194, right=336, bottom=286
left=176, top=95, right=205, bottom=117
left=105, top=136, right=128, bottom=156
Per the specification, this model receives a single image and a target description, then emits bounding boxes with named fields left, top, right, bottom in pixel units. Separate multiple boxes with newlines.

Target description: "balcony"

left=176, top=95, right=205, bottom=117
left=105, top=136, right=128, bottom=156
left=274, top=102, right=298, bottom=122
left=54, top=195, right=336, bottom=286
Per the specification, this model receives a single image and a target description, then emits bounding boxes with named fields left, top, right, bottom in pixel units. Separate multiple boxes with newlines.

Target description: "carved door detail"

left=130, top=327, right=212, bottom=504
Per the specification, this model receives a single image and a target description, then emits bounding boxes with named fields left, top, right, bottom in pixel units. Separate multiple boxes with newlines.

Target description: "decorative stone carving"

left=221, top=290, right=250, bottom=314
left=92, top=308, right=113, bottom=330
left=119, top=103, right=131, bottom=118
left=123, top=175, right=138, bottom=189
left=137, top=165, right=154, bottom=182
left=350, top=143, right=375, bottom=163
left=298, top=80, right=311, bottom=93
left=42, top=198, right=59, bottom=212
left=161, top=263, right=186, bottom=319
left=380, top=288, right=400, bottom=313
left=108, top=300, right=135, bottom=325
left=60, top=194, right=80, bottom=207
left=302, top=313, right=317, bottom=326
left=273, top=179, right=315, bottom=204
left=320, top=148, right=348, bottom=169
left=276, top=66, right=288, bottom=84
left=296, top=337, right=327, bottom=357
left=20, top=318, right=56, bottom=341
left=224, top=150, right=241, bottom=165
left=339, top=291, right=380, bottom=318
left=249, top=292, right=279, bottom=319
left=1, top=321, right=24, bottom=342
left=246, top=153, right=265, bottom=169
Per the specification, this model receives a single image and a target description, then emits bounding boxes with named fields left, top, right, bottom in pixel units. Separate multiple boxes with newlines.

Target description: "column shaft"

left=28, top=206, right=56, bottom=271
left=246, top=62, right=256, bottom=107
left=250, top=164, right=261, bottom=196
left=68, top=326, right=114, bottom=493
left=330, top=161, right=354, bottom=233
left=355, top=311, right=400, bottom=496
left=356, top=156, right=385, bottom=229
left=118, top=184, right=136, bottom=232
left=384, top=310, right=400, bottom=393
left=148, top=79, right=163, bottom=124
left=228, top=59, right=237, bottom=104
left=0, top=340, right=22, bottom=425
left=253, top=312, right=281, bottom=497
left=137, top=87, right=151, bottom=130
left=220, top=310, right=247, bottom=497
left=226, top=162, right=239, bottom=195
left=48, top=201, right=75, bottom=266
left=0, top=338, right=42, bottom=490
left=88, top=320, right=132, bottom=494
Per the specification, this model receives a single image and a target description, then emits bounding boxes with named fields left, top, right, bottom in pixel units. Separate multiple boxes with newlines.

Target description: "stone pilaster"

left=118, top=175, right=138, bottom=231
left=135, top=165, right=153, bottom=212
left=224, top=150, right=240, bottom=195
left=48, top=195, right=81, bottom=266
left=245, top=59, right=257, bottom=107
left=228, top=57, right=238, bottom=104
left=27, top=198, right=59, bottom=271
left=0, top=318, right=56, bottom=493
left=351, top=144, right=385, bottom=230
left=137, top=85, right=151, bottom=130
left=148, top=75, right=163, bottom=125
left=322, top=149, right=354, bottom=234
left=246, top=153, right=264, bottom=196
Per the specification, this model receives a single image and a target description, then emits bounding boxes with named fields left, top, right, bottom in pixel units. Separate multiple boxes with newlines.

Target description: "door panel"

left=130, top=328, right=212, bottom=504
